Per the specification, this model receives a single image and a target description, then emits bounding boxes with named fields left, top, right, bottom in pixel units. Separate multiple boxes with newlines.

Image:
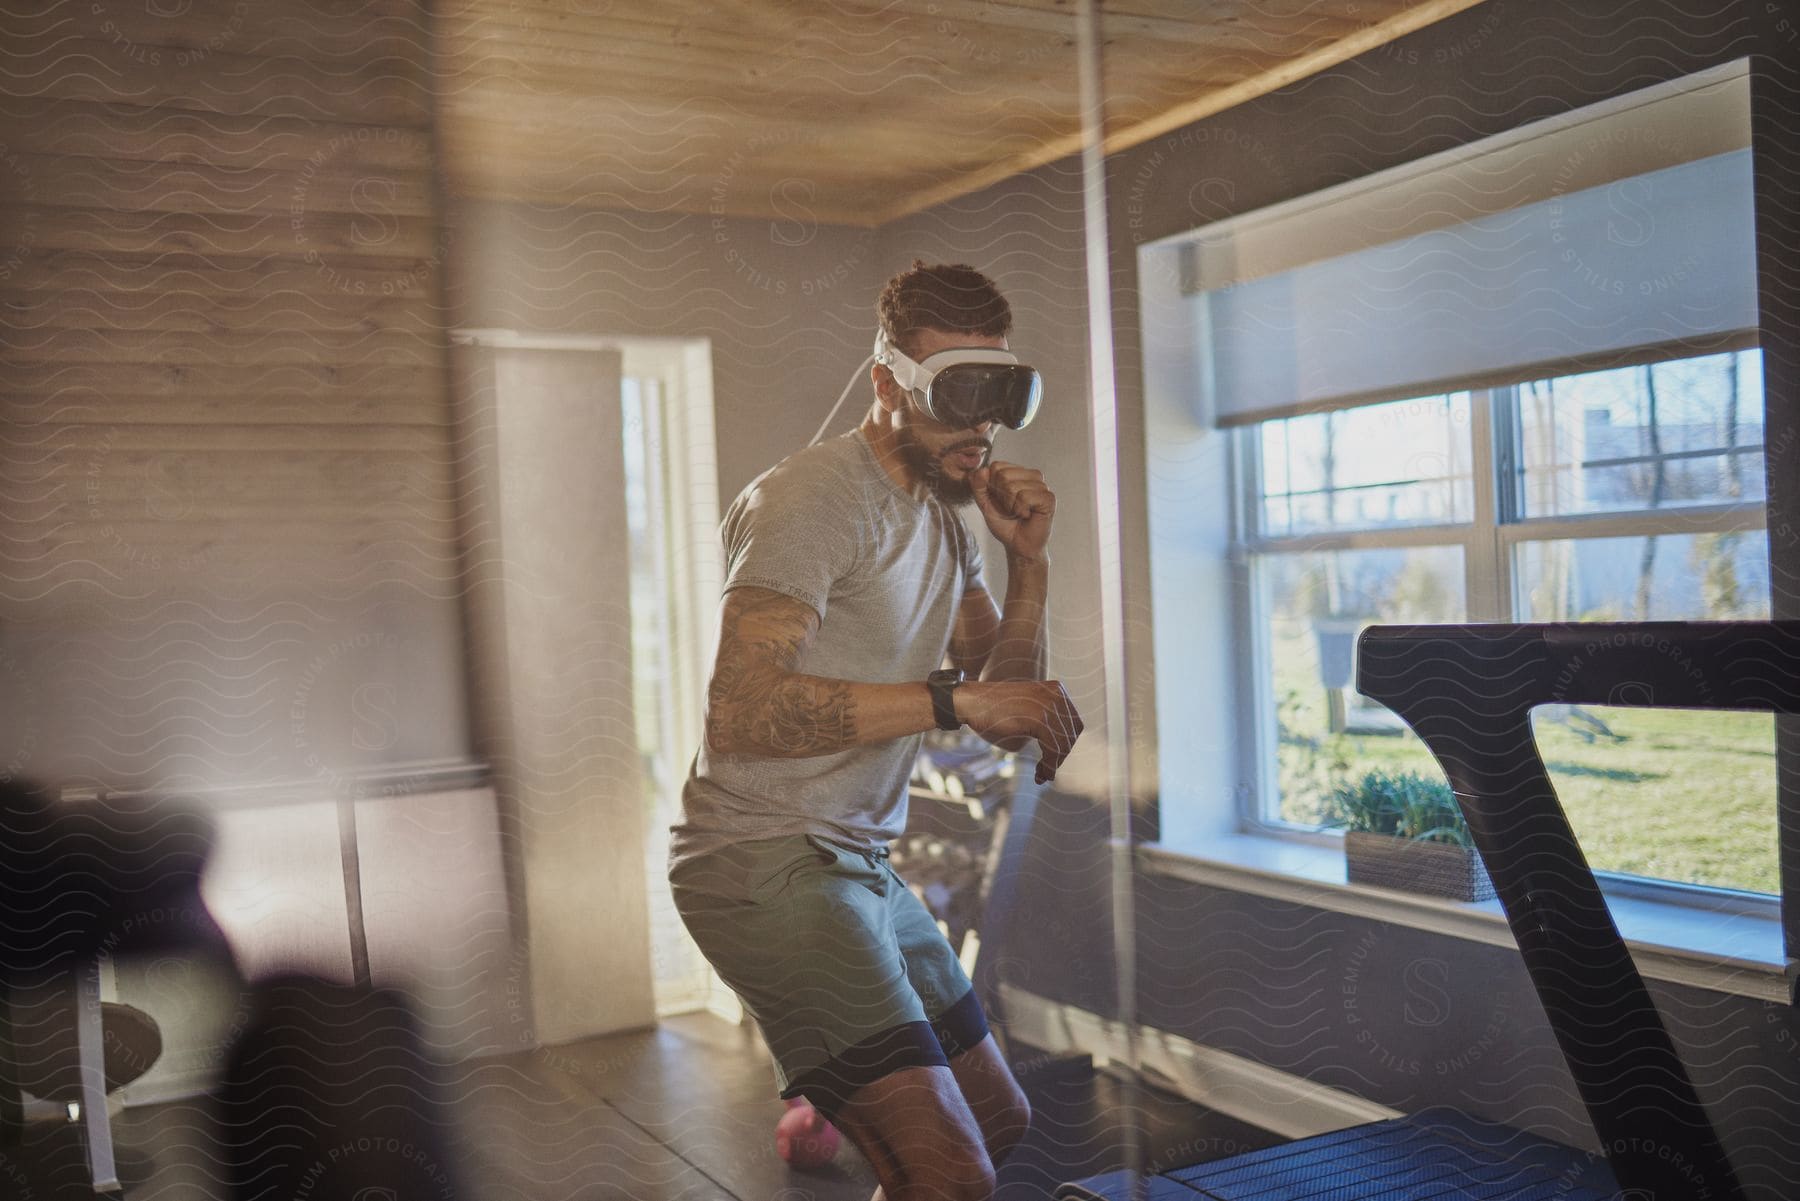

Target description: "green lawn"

left=1272, top=653, right=1780, bottom=895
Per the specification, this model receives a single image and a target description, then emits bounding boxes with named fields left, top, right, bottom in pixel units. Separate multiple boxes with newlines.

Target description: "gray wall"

left=448, top=198, right=885, bottom=506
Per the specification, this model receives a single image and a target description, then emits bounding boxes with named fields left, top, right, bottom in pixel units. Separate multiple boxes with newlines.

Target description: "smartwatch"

left=927, top=668, right=966, bottom=731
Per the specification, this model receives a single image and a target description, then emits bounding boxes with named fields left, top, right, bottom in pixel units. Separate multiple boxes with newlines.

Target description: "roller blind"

left=1184, top=60, right=1758, bottom=427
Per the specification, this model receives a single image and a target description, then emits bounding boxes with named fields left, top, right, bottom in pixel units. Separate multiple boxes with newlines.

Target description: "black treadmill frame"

left=1355, top=618, right=1800, bottom=1201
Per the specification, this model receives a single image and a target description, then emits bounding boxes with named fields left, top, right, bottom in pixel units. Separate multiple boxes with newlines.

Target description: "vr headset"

left=873, top=329, right=1042, bottom=432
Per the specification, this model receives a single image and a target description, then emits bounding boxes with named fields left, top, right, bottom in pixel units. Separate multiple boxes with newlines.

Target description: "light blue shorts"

left=669, top=832, right=989, bottom=1118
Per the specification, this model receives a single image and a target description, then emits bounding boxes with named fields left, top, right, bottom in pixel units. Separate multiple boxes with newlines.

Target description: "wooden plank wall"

left=0, top=0, right=470, bottom=793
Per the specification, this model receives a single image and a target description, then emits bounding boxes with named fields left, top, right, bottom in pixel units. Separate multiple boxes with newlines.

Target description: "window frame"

left=1233, top=365, right=1779, bottom=916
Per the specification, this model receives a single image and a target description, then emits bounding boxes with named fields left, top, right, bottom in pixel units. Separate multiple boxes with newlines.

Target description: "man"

left=668, top=261, right=1083, bottom=1201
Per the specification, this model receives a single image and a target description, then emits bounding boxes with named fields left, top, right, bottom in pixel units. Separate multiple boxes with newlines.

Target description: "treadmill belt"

left=1056, top=1110, right=1619, bottom=1201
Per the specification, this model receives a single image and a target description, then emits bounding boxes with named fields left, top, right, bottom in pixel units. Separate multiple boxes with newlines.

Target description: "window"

left=1262, top=544, right=1465, bottom=827
left=1257, top=394, right=1475, bottom=536
left=1141, top=62, right=1774, bottom=904
left=1514, top=353, right=1766, bottom=519
left=1241, top=350, right=1775, bottom=895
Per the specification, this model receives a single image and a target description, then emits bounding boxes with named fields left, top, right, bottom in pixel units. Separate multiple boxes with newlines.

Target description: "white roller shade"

left=1172, top=61, right=1759, bottom=427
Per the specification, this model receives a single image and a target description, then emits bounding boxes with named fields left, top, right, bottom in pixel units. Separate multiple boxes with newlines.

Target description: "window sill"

left=1140, top=834, right=1791, bottom=1004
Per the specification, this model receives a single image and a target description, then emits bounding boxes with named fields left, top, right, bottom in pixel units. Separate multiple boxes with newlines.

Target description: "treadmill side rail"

left=1356, top=619, right=1800, bottom=1201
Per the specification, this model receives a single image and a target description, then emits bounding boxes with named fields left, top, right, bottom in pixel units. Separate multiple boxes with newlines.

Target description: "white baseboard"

left=999, top=984, right=1402, bottom=1141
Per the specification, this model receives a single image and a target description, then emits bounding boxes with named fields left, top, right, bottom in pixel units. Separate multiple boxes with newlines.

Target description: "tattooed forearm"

left=726, top=675, right=858, bottom=755
left=704, top=588, right=862, bottom=757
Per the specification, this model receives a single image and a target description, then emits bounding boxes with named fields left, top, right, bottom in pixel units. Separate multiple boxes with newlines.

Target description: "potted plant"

left=1323, top=768, right=1496, bottom=902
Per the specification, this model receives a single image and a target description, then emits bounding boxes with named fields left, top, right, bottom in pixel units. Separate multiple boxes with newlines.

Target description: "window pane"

left=1529, top=704, right=1777, bottom=894
left=1515, top=350, right=1764, bottom=518
left=1515, top=530, right=1771, bottom=623
left=1516, top=530, right=1776, bottom=893
left=1258, top=393, right=1474, bottom=537
left=1263, top=546, right=1465, bottom=826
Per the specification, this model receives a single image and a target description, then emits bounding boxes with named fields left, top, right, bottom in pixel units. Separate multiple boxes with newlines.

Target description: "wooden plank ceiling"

left=433, top=0, right=1492, bottom=226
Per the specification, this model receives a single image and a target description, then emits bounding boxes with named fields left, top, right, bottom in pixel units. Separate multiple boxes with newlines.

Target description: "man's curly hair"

left=877, top=260, right=1012, bottom=358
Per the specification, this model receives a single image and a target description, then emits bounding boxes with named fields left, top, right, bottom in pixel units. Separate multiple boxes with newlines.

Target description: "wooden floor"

left=34, top=1013, right=1279, bottom=1199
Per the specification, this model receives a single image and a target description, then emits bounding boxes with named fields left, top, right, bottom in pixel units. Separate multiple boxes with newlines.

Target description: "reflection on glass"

left=1260, top=546, right=1465, bottom=826
left=1516, top=530, right=1771, bottom=623
left=1517, top=529, right=1776, bottom=894
left=1515, top=350, right=1765, bottom=518
left=1258, top=393, right=1474, bottom=537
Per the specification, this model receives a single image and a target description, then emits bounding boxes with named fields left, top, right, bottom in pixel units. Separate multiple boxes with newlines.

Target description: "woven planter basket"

left=1344, top=831, right=1496, bottom=902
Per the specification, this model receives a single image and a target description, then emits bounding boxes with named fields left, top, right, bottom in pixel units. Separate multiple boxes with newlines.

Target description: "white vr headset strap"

left=808, top=353, right=876, bottom=447
left=873, top=329, right=928, bottom=398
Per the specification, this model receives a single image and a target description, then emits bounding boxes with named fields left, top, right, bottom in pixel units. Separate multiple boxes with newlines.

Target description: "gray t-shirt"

left=669, top=427, right=985, bottom=871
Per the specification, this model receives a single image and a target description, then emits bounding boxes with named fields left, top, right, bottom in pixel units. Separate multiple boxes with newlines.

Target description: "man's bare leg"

left=946, top=1035, right=1032, bottom=1167
left=831, top=1063, right=996, bottom=1201
left=848, top=1036, right=1030, bottom=1201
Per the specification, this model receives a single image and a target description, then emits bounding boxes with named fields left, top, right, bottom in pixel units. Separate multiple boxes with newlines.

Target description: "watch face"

left=928, top=668, right=963, bottom=730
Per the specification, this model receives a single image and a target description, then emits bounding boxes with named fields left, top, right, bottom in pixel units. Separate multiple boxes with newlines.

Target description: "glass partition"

left=12, top=3, right=1795, bottom=1199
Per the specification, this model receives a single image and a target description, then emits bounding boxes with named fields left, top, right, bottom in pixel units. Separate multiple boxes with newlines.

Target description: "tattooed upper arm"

left=704, top=587, right=857, bottom=757
left=716, top=586, right=819, bottom=674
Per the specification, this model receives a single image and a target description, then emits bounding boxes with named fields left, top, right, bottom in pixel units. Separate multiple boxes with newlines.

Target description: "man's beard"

left=896, top=423, right=984, bottom=505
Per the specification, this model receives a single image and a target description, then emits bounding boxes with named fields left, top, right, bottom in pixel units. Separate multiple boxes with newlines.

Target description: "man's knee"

left=950, top=1045, right=1031, bottom=1165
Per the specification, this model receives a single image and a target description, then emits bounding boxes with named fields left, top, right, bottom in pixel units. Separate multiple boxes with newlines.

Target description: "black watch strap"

left=927, top=669, right=965, bottom=731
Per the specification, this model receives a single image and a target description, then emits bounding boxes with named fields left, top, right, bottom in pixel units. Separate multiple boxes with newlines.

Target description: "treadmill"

left=1060, top=619, right=1798, bottom=1201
